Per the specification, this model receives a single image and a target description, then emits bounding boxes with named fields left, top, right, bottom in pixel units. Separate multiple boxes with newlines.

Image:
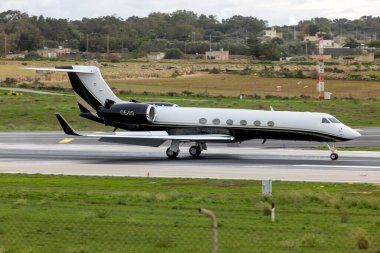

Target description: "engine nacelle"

left=97, top=103, right=156, bottom=125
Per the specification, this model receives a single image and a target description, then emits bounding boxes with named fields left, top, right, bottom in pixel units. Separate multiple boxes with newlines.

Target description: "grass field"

left=2, top=60, right=380, bottom=99
left=0, top=91, right=379, bottom=131
left=0, top=174, right=378, bottom=252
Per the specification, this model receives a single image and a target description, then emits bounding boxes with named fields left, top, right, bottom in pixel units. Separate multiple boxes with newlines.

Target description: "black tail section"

left=56, top=66, right=102, bottom=113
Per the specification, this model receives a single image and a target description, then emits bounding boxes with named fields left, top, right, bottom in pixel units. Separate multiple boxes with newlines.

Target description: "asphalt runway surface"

left=0, top=129, right=380, bottom=183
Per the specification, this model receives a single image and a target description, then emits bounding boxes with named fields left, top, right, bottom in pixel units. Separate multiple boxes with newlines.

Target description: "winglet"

left=55, top=113, right=81, bottom=136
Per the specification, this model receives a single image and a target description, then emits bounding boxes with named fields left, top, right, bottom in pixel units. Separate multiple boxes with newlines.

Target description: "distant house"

left=264, top=27, right=283, bottom=39
left=304, top=34, right=319, bottom=43
left=147, top=52, right=165, bottom=61
left=36, top=47, right=77, bottom=58
left=205, top=49, right=229, bottom=61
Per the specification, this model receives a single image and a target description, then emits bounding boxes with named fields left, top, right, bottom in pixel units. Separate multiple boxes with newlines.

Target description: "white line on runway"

left=294, top=165, right=380, bottom=169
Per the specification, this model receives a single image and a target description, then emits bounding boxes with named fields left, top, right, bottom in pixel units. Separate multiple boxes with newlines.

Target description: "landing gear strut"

left=327, top=143, right=339, bottom=161
left=166, top=140, right=180, bottom=158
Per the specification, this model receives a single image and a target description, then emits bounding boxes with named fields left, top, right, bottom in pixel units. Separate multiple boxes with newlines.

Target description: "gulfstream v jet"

left=27, top=66, right=361, bottom=160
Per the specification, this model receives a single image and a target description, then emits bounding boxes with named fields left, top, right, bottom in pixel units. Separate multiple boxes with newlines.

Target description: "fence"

left=0, top=204, right=379, bottom=252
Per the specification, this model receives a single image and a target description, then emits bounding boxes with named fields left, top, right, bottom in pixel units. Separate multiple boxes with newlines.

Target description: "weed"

left=350, top=228, right=370, bottom=250
left=171, top=70, right=181, bottom=78
left=256, top=201, right=272, bottom=216
left=155, top=236, right=174, bottom=248
left=301, top=234, right=322, bottom=248
left=12, top=198, right=27, bottom=208
left=340, top=212, right=350, bottom=223
left=94, top=209, right=110, bottom=219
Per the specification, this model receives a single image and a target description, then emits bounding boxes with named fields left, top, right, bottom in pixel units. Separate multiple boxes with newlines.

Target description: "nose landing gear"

left=327, top=143, right=339, bottom=160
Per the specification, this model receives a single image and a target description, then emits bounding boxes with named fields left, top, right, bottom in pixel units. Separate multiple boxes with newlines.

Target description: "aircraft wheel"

left=166, top=148, right=179, bottom=158
left=330, top=153, right=339, bottom=161
left=189, top=146, right=201, bottom=157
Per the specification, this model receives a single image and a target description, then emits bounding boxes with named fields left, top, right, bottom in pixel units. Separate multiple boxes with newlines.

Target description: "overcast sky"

left=1, top=0, right=379, bottom=26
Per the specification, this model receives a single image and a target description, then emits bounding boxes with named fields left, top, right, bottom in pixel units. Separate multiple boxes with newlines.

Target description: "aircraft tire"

left=330, top=153, right=338, bottom=160
left=166, top=148, right=179, bottom=158
left=189, top=146, right=201, bottom=157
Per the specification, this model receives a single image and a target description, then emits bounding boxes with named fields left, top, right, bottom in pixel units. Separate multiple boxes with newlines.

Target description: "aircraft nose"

left=348, top=128, right=361, bottom=140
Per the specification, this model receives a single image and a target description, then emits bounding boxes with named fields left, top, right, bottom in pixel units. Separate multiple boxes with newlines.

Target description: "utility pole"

left=305, top=40, right=308, bottom=57
left=86, top=34, right=89, bottom=53
left=4, top=35, right=7, bottom=58
left=316, top=32, right=325, bottom=99
left=209, top=34, right=212, bottom=52
left=106, top=34, right=110, bottom=54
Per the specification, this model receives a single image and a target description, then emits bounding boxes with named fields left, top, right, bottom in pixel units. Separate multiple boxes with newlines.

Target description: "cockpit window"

left=329, top=118, right=340, bottom=123
left=322, top=118, right=330, bottom=123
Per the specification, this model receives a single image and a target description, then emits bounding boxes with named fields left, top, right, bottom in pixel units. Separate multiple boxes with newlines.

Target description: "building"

left=36, top=47, right=77, bottom=58
left=264, top=27, right=283, bottom=39
left=304, top=35, right=320, bottom=43
left=147, top=52, right=165, bottom=61
left=205, top=49, right=229, bottom=61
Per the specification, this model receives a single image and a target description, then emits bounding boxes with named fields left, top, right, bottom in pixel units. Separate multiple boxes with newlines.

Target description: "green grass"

left=340, top=147, right=380, bottom=151
left=0, top=91, right=379, bottom=131
left=0, top=174, right=379, bottom=252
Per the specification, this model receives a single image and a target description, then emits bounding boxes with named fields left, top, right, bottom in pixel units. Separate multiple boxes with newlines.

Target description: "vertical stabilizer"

left=56, top=66, right=121, bottom=114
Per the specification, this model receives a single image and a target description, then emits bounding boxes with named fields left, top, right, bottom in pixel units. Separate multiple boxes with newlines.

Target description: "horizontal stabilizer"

left=55, top=113, right=81, bottom=136
left=24, top=67, right=95, bottom=74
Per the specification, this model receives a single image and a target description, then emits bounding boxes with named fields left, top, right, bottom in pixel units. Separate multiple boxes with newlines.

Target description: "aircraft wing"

left=56, top=113, right=234, bottom=147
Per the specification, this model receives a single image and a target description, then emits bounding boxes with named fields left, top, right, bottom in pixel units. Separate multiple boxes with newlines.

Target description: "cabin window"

left=212, top=118, right=220, bottom=125
left=322, top=118, right=330, bottom=123
left=254, top=120, right=261, bottom=126
left=267, top=121, right=275, bottom=127
left=329, top=118, right=340, bottom=123
left=199, top=118, right=207, bottom=124
left=226, top=119, right=233, bottom=125
left=240, top=120, right=247, bottom=126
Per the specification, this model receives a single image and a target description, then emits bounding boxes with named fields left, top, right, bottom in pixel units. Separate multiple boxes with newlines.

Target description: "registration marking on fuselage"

left=59, top=138, right=75, bottom=144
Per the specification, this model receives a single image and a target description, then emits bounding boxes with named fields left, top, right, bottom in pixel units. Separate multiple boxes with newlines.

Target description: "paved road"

left=0, top=131, right=380, bottom=183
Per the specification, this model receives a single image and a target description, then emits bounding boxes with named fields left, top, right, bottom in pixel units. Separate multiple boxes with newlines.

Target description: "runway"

left=0, top=130, right=380, bottom=183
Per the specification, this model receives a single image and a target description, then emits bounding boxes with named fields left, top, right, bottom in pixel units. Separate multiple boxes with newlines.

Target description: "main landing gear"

left=166, top=147, right=179, bottom=158
left=189, top=145, right=202, bottom=157
left=166, top=141, right=206, bottom=158
left=327, top=143, right=339, bottom=161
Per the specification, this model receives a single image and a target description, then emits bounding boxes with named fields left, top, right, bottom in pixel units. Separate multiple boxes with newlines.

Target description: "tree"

left=164, top=48, right=183, bottom=59
left=344, top=37, right=360, bottom=48
left=368, top=40, right=380, bottom=48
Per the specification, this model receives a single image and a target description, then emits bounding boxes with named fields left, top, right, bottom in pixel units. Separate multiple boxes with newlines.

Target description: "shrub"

left=24, top=52, right=43, bottom=59
left=164, top=48, right=184, bottom=59
left=209, top=67, right=221, bottom=74
left=256, top=201, right=272, bottom=216
left=171, top=70, right=181, bottom=78
left=357, top=237, right=369, bottom=250
left=4, top=77, right=17, bottom=86
left=350, top=228, right=369, bottom=250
